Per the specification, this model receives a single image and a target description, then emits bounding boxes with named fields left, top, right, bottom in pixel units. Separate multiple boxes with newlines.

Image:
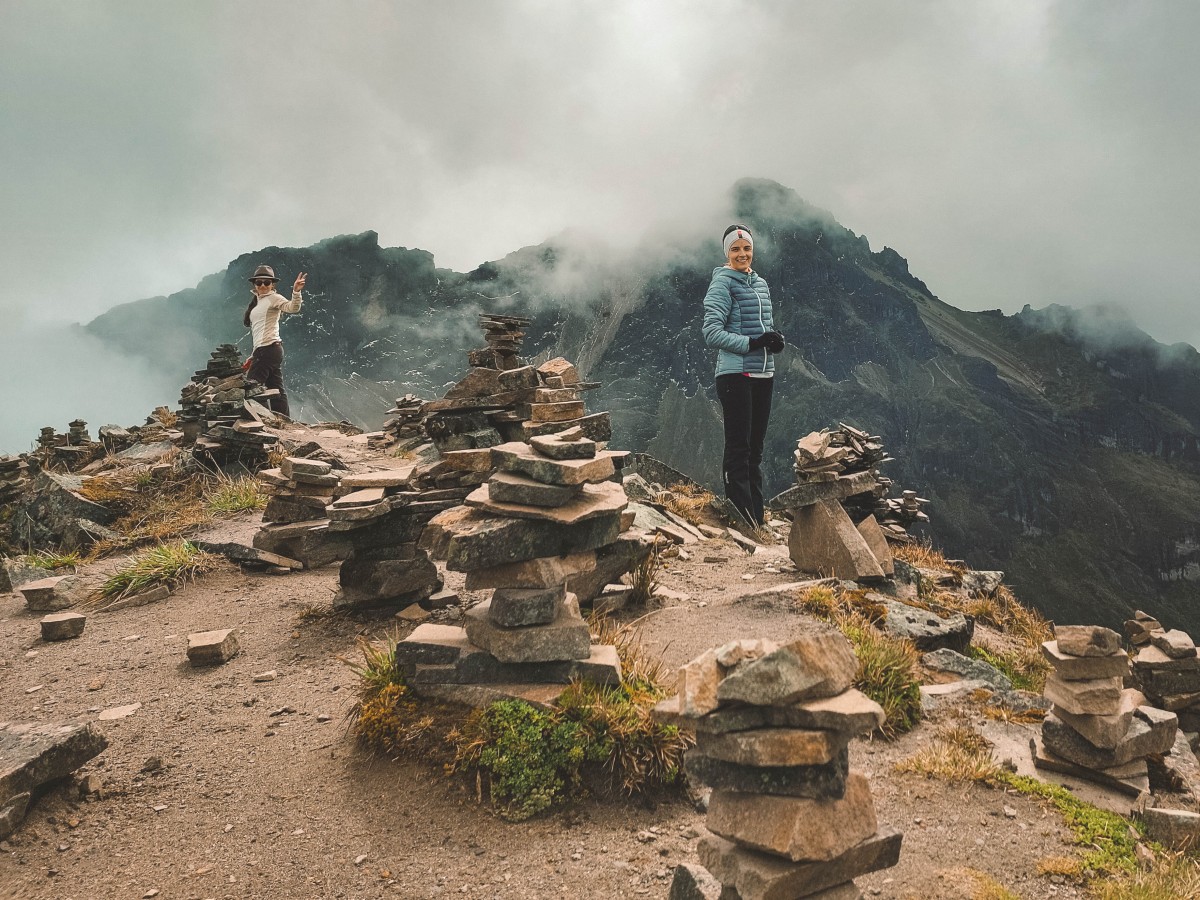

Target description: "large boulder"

left=1, top=721, right=108, bottom=839
left=881, top=599, right=973, bottom=653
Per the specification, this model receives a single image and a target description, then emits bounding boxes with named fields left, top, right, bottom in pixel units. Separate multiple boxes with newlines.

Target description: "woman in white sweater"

left=242, top=264, right=305, bottom=416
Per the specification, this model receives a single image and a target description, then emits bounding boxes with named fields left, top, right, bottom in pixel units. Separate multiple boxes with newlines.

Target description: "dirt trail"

left=2, top=510, right=1082, bottom=900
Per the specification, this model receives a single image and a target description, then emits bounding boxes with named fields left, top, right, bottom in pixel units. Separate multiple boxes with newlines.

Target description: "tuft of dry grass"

left=894, top=723, right=1000, bottom=782
left=834, top=609, right=922, bottom=737
left=76, top=475, right=135, bottom=506
left=150, top=406, right=179, bottom=427
left=628, top=539, right=663, bottom=605
left=662, top=482, right=717, bottom=527
left=1092, top=853, right=1200, bottom=899
left=893, top=539, right=968, bottom=577
left=796, top=584, right=839, bottom=618
left=85, top=470, right=212, bottom=557
left=91, top=539, right=219, bottom=604
left=1038, top=856, right=1084, bottom=878
left=588, top=613, right=671, bottom=694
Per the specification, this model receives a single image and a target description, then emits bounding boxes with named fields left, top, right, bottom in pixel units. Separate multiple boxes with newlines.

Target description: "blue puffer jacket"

left=702, top=266, right=775, bottom=377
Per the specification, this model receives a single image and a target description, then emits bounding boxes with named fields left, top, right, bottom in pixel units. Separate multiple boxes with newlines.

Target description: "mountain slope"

left=84, top=179, right=1200, bottom=630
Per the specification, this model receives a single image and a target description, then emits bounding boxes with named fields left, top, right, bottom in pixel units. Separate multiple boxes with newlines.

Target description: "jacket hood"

left=712, top=265, right=757, bottom=283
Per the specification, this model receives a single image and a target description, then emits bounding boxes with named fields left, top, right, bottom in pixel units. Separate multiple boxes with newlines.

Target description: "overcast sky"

left=2, top=1, right=1198, bottom=344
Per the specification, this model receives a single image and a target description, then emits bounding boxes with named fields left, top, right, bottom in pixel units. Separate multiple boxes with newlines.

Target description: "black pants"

left=716, top=374, right=774, bottom=526
left=247, top=342, right=290, bottom=417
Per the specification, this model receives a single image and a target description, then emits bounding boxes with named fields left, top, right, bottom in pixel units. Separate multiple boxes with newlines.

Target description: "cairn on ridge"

left=1034, top=624, right=1177, bottom=797
left=0, top=455, right=29, bottom=506
left=420, top=314, right=611, bottom=454
left=1126, top=613, right=1200, bottom=732
left=771, top=425, right=926, bottom=581
left=367, top=394, right=425, bottom=451
left=397, top=428, right=631, bottom=701
left=181, top=344, right=280, bottom=465
left=655, top=634, right=902, bottom=900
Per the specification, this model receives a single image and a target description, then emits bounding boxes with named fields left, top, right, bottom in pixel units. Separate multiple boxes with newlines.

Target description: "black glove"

left=749, top=331, right=785, bottom=353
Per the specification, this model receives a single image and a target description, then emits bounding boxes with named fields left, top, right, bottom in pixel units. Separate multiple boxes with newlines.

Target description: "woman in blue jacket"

left=702, top=224, right=785, bottom=526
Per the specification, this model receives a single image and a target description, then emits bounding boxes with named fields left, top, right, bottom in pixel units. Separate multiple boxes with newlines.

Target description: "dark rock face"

left=83, top=179, right=1200, bottom=631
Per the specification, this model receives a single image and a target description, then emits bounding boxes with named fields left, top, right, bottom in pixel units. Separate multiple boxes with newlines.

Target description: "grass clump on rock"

left=93, top=539, right=219, bottom=603
left=25, top=549, right=82, bottom=570
left=348, top=620, right=691, bottom=821
left=968, top=644, right=1051, bottom=694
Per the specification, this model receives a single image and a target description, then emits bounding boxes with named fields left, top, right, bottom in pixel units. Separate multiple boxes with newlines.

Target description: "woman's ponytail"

left=243, top=295, right=257, bottom=329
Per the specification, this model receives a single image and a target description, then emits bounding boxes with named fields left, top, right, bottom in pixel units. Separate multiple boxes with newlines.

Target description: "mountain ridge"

left=83, top=178, right=1200, bottom=631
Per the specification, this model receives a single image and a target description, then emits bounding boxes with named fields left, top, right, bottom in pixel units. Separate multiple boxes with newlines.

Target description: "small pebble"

left=253, top=670, right=277, bottom=683
left=355, top=854, right=368, bottom=865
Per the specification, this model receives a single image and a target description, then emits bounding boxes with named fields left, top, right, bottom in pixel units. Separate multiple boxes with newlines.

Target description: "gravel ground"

left=1, top=510, right=1085, bottom=900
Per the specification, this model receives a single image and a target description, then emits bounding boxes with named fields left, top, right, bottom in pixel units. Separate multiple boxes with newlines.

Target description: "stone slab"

left=466, top=480, right=627, bottom=525
left=921, top=648, right=1012, bottom=692
left=489, top=585, right=566, bottom=627
left=253, top=521, right=353, bottom=569
left=40, top=612, right=86, bottom=641
left=789, top=501, right=885, bottom=581
left=706, top=773, right=877, bottom=862
left=854, top=515, right=893, bottom=577
left=1041, top=641, right=1130, bottom=680
left=1031, top=735, right=1150, bottom=797
left=463, top=596, right=590, bottom=663
left=654, top=689, right=884, bottom=737
left=716, top=633, right=860, bottom=706
left=696, top=727, right=844, bottom=767
left=1051, top=689, right=1144, bottom=749
left=1043, top=673, right=1124, bottom=716
left=335, top=552, right=440, bottom=608
left=407, top=681, right=566, bottom=711
left=767, top=470, right=878, bottom=511
left=19, top=575, right=80, bottom=612
left=881, top=600, right=972, bottom=654
left=698, top=828, right=902, bottom=900
left=401, top=629, right=621, bottom=685
left=1054, top=625, right=1123, bottom=657
left=194, top=541, right=302, bottom=569
left=0, top=721, right=108, bottom=839
left=685, top=748, right=850, bottom=799
left=280, top=457, right=332, bottom=478
left=667, top=863, right=729, bottom=900
left=485, top=471, right=584, bottom=508
left=490, top=441, right=617, bottom=487
left=1143, top=807, right=1200, bottom=850
left=465, top=551, right=597, bottom=591
left=529, top=433, right=597, bottom=460
left=1151, top=629, right=1198, bottom=660
left=444, top=508, right=621, bottom=571
left=1042, top=707, right=1177, bottom=768
left=186, top=628, right=239, bottom=666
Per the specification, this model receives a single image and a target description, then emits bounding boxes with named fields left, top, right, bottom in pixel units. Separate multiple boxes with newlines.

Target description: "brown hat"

left=248, top=265, right=278, bottom=283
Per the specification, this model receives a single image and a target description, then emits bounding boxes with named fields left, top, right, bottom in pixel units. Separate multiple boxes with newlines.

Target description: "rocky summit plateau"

left=77, top=179, right=1200, bottom=634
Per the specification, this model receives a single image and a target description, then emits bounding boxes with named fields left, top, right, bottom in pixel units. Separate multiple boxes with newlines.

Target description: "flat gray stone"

left=654, top=689, right=884, bottom=738
left=486, top=471, right=583, bottom=508
left=186, top=629, right=239, bottom=666
left=40, top=612, right=86, bottom=642
left=698, top=829, right=901, bottom=900
left=1044, top=673, right=1124, bottom=716
left=489, top=585, right=566, bottom=627
left=1055, top=625, right=1122, bottom=658
left=19, top=575, right=80, bottom=612
left=490, top=441, right=617, bottom=486
left=1042, top=706, right=1177, bottom=769
left=960, top=570, right=1004, bottom=597
left=1041, top=640, right=1129, bottom=681
left=463, top=596, right=591, bottom=663
left=529, top=433, right=597, bottom=461
left=1152, top=629, right=1197, bottom=660
left=443, top=508, right=621, bottom=571
left=280, top=457, right=332, bottom=478
left=716, top=633, right=859, bottom=706
left=0, top=721, right=108, bottom=839
left=922, top=649, right=1012, bottom=692
left=1051, top=689, right=1143, bottom=749
left=1143, top=807, right=1200, bottom=850
left=881, top=600, right=972, bottom=653
left=465, top=552, right=597, bottom=591
left=465, top=480, right=627, bottom=525
left=684, top=748, right=849, bottom=799
left=335, top=551, right=440, bottom=608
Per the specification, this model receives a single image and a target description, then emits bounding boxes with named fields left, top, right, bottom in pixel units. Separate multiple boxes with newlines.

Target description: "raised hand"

left=293, top=272, right=307, bottom=292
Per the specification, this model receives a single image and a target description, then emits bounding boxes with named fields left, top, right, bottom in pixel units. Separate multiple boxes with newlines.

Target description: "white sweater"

left=249, top=290, right=302, bottom=348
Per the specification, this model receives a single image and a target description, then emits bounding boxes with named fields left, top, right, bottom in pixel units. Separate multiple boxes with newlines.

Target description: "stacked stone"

left=396, top=430, right=630, bottom=696
left=421, top=315, right=611, bottom=453
left=178, top=343, right=279, bottom=451
left=369, top=394, right=425, bottom=450
left=1034, top=624, right=1177, bottom=795
left=1126, top=613, right=1200, bottom=732
left=326, top=469, right=451, bottom=610
left=260, top=457, right=341, bottom=526
left=37, top=427, right=59, bottom=450
left=0, top=455, right=28, bottom=506
left=66, top=419, right=91, bottom=445
left=655, top=634, right=901, bottom=900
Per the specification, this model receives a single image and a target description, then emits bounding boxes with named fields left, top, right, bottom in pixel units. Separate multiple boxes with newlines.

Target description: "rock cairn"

left=420, top=314, right=611, bottom=454
left=182, top=344, right=280, bottom=465
left=654, top=634, right=902, bottom=900
left=326, top=468, right=451, bottom=610
left=31, top=421, right=103, bottom=471
left=771, top=426, right=933, bottom=581
left=1127, top=613, right=1200, bottom=732
left=253, top=455, right=353, bottom=569
left=0, top=455, right=28, bottom=506
left=67, top=419, right=92, bottom=445
left=398, top=431, right=631, bottom=701
left=368, top=394, right=425, bottom=451
left=1034, top=624, right=1177, bottom=797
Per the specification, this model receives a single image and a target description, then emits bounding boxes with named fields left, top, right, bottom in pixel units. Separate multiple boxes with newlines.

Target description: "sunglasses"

left=253, top=280, right=276, bottom=287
